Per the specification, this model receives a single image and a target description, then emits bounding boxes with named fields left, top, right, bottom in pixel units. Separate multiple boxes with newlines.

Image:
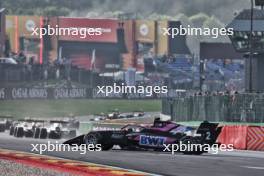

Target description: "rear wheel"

left=9, top=126, right=15, bottom=135
left=33, top=128, right=40, bottom=138
left=180, top=136, right=203, bottom=155
left=15, top=127, right=24, bottom=138
left=14, top=127, right=18, bottom=136
left=40, top=128, right=48, bottom=139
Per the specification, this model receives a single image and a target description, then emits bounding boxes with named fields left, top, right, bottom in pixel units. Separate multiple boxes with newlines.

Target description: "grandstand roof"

left=200, top=42, right=243, bottom=60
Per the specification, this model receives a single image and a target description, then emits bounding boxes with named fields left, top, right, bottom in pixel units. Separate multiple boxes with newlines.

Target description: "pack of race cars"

left=90, top=110, right=145, bottom=121
left=1, top=117, right=79, bottom=139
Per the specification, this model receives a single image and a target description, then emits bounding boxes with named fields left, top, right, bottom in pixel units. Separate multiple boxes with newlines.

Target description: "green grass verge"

left=0, top=99, right=161, bottom=118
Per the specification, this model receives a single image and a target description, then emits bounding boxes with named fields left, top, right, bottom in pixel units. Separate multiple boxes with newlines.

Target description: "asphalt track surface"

left=0, top=132, right=263, bottom=176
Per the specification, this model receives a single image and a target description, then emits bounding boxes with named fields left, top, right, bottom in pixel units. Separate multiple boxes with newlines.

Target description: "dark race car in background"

left=9, top=118, right=79, bottom=139
left=64, top=118, right=222, bottom=155
left=0, top=116, right=13, bottom=132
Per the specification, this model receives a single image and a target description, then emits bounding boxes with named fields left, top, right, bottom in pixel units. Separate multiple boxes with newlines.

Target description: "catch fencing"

left=162, top=93, right=264, bottom=123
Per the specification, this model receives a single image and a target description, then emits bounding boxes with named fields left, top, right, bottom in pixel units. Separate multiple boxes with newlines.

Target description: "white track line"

left=241, top=166, right=264, bottom=170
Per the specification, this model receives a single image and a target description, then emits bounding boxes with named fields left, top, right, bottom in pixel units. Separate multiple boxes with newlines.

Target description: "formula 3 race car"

left=0, top=116, right=13, bottom=132
left=9, top=119, right=77, bottom=139
left=64, top=118, right=222, bottom=155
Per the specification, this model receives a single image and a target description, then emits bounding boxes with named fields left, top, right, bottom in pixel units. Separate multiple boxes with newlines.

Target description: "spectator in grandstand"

left=17, top=51, right=26, bottom=64
left=29, top=56, right=35, bottom=65
left=54, top=57, right=65, bottom=79
left=4, top=35, right=11, bottom=57
left=65, top=58, right=72, bottom=81
left=55, top=57, right=63, bottom=66
left=26, top=57, right=35, bottom=81
left=168, top=55, right=173, bottom=63
left=161, top=54, right=167, bottom=63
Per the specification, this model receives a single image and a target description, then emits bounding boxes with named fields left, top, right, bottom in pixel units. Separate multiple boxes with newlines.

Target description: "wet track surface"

left=0, top=132, right=263, bottom=176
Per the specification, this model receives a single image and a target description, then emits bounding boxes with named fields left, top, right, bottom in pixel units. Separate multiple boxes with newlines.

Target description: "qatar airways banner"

left=58, top=18, right=119, bottom=43
left=0, top=87, right=180, bottom=100
left=0, top=87, right=92, bottom=100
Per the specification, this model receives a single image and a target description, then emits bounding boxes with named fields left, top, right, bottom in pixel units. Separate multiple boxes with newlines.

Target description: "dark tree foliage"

left=0, top=0, right=92, bottom=16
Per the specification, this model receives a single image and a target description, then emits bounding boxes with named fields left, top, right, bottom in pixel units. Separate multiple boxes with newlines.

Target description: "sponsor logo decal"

left=139, top=24, right=149, bottom=36
left=26, top=20, right=36, bottom=32
left=139, top=135, right=166, bottom=147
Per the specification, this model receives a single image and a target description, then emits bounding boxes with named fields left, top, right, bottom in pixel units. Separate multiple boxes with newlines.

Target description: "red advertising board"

left=0, top=9, right=6, bottom=57
left=58, top=18, right=119, bottom=43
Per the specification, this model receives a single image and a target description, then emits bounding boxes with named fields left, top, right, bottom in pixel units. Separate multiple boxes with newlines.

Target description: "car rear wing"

left=17, top=119, right=46, bottom=123
left=196, top=121, right=222, bottom=145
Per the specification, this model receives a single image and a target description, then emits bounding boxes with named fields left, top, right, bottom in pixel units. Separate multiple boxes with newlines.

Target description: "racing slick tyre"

left=5, top=121, right=12, bottom=130
left=84, top=132, right=113, bottom=151
left=15, top=127, right=24, bottom=138
left=180, top=136, right=203, bottom=155
left=40, top=128, right=48, bottom=139
left=9, top=126, right=15, bottom=135
left=25, top=130, right=34, bottom=138
left=33, top=128, right=40, bottom=138
left=14, top=127, right=18, bottom=136
left=48, top=131, right=61, bottom=139
left=191, top=137, right=205, bottom=155
left=0, top=124, right=5, bottom=132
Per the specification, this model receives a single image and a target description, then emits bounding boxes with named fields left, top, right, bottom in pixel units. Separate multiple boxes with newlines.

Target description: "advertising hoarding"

left=58, top=18, right=119, bottom=43
left=135, top=20, right=155, bottom=43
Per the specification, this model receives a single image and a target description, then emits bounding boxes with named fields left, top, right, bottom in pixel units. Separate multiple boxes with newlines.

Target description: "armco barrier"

left=218, top=125, right=264, bottom=151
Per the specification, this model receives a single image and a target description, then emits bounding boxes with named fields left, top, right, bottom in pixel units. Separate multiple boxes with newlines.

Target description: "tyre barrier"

left=217, top=125, right=264, bottom=151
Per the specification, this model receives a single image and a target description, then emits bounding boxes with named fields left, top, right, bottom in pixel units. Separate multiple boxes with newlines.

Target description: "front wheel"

left=15, top=127, right=24, bottom=138
left=84, top=132, right=113, bottom=151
